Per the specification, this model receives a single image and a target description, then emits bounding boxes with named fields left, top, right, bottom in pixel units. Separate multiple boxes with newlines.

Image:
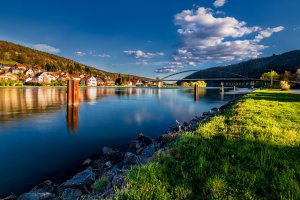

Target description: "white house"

left=25, top=69, right=34, bottom=77
left=86, top=76, right=97, bottom=87
left=32, top=72, right=56, bottom=84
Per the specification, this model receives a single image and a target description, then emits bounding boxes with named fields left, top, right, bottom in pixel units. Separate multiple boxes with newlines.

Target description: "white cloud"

left=74, top=51, right=86, bottom=56
left=124, top=50, right=165, bottom=58
left=214, top=0, right=226, bottom=8
left=75, top=51, right=110, bottom=58
left=155, top=66, right=179, bottom=73
left=254, top=26, right=284, bottom=42
left=157, top=7, right=284, bottom=72
left=93, top=54, right=111, bottom=58
left=32, top=44, right=60, bottom=54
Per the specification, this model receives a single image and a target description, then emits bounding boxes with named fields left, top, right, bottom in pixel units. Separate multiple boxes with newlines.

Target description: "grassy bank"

left=117, top=90, right=300, bottom=199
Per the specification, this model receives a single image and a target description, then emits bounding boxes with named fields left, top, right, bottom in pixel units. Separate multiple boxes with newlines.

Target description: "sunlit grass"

left=116, top=90, right=300, bottom=200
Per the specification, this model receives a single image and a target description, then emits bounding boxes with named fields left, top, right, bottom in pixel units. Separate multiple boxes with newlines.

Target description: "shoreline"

left=3, top=93, right=244, bottom=200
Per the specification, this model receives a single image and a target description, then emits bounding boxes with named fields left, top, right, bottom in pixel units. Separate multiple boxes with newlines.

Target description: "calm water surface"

left=0, top=87, right=245, bottom=196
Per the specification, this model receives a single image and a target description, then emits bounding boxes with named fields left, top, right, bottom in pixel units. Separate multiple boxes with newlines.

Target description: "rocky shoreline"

left=2, top=98, right=239, bottom=200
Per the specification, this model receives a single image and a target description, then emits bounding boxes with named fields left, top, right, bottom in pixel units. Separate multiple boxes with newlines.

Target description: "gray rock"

left=18, top=192, right=55, bottom=200
left=128, top=140, right=139, bottom=150
left=102, top=147, right=124, bottom=164
left=137, top=133, right=152, bottom=146
left=100, top=188, right=115, bottom=199
left=2, top=194, right=17, bottom=200
left=62, top=188, right=82, bottom=200
left=82, top=158, right=93, bottom=167
left=111, top=175, right=124, bottom=188
left=104, top=161, right=113, bottom=168
left=63, top=169, right=96, bottom=188
left=140, top=144, right=156, bottom=158
left=123, top=152, right=137, bottom=165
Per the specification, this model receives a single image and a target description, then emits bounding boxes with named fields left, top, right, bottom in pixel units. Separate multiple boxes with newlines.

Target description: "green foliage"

left=181, top=82, right=190, bottom=87
left=260, top=70, right=280, bottom=81
left=118, top=90, right=300, bottom=199
left=92, top=176, right=109, bottom=192
left=0, top=80, right=22, bottom=86
left=0, top=40, right=122, bottom=79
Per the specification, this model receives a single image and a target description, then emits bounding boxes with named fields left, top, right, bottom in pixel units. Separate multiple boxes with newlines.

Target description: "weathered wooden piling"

left=194, top=84, right=199, bottom=101
left=67, top=80, right=79, bottom=106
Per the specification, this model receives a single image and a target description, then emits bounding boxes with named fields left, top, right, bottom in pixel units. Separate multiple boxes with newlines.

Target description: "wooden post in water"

left=67, top=80, right=79, bottom=106
left=66, top=80, right=79, bottom=133
left=194, top=84, right=199, bottom=101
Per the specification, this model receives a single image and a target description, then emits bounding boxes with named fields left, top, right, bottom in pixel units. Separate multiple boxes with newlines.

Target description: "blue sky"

left=0, top=0, right=300, bottom=78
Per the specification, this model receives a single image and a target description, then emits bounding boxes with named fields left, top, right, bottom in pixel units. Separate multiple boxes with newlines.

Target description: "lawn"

left=117, top=90, right=300, bottom=200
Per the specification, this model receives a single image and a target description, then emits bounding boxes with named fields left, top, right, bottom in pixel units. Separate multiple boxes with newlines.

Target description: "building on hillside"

left=25, top=69, right=35, bottom=77
left=104, top=78, right=115, bottom=86
left=32, top=66, right=43, bottom=74
left=131, top=78, right=143, bottom=86
left=10, top=67, right=24, bottom=74
left=127, top=81, right=133, bottom=87
left=0, top=73, right=18, bottom=81
left=17, top=65, right=27, bottom=71
left=96, top=77, right=105, bottom=86
left=31, top=72, right=56, bottom=84
left=86, top=76, right=97, bottom=87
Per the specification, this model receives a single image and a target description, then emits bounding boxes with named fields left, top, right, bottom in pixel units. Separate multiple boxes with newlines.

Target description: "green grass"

left=116, top=90, right=300, bottom=200
left=0, top=59, right=19, bottom=66
left=92, top=176, right=109, bottom=192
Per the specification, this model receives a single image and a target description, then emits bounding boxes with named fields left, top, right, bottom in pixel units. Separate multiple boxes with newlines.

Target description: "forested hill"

left=0, top=40, right=146, bottom=80
left=183, top=50, right=300, bottom=80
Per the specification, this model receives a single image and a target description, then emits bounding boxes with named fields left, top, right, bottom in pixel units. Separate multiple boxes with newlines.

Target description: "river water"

left=0, top=87, right=247, bottom=197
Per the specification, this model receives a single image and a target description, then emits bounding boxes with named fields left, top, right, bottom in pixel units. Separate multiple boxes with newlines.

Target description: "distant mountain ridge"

left=0, top=40, right=148, bottom=80
left=182, top=50, right=300, bottom=81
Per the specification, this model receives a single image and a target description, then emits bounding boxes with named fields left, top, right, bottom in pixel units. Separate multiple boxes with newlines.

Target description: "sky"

left=0, top=0, right=300, bottom=78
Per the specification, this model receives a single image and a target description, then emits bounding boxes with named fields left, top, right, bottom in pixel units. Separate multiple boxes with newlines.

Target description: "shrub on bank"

left=280, top=81, right=290, bottom=90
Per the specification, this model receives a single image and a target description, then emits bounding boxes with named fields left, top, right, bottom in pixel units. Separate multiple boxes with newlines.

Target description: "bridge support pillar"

left=67, top=80, right=79, bottom=106
left=233, top=85, right=236, bottom=91
left=194, top=84, right=199, bottom=101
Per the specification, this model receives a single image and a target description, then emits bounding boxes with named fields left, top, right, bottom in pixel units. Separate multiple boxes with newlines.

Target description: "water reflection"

left=0, top=87, right=246, bottom=197
left=66, top=105, right=79, bottom=133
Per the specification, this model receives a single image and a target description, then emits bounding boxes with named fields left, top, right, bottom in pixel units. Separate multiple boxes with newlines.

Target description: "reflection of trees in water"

left=0, top=88, right=67, bottom=122
left=0, top=88, right=162, bottom=123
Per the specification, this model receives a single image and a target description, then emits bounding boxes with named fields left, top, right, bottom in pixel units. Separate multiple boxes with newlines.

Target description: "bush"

left=280, top=81, right=290, bottom=90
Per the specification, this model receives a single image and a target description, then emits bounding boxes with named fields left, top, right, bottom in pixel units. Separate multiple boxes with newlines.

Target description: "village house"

left=10, top=67, right=25, bottom=74
left=127, top=81, right=133, bottom=87
left=32, top=66, right=43, bottom=74
left=24, top=69, right=34, bottom=77
left=31, top=72, right=57, bottom=84
left=104, top=78, right=115, bottom=86
left=131, top=78, right=143, bottom=86
left=0, top=72, right=18, bottom=81
left=86, top=76, right=97, bottom=87
left=96, top=77, right=105, bottom=86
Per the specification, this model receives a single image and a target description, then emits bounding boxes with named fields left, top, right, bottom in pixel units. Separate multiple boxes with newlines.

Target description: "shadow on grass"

left=247, top=91, right=300, bottom=102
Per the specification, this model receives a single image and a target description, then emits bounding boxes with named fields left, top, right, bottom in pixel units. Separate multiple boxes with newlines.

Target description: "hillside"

left=182, top=50, right=300, bottom=81
left=0, top=40, right=147, bottom=80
